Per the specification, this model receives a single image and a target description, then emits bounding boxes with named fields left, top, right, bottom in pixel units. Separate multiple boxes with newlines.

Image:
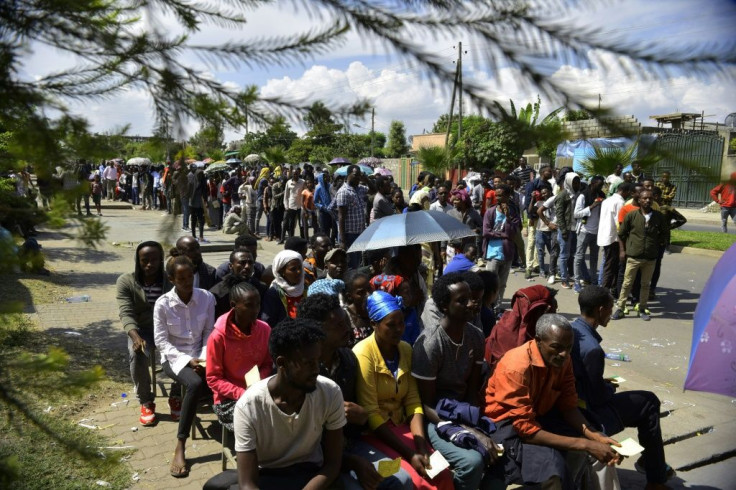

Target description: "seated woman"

left=370, top=275, right=423, bottom=345
left=343, top=270, right=374, bottom=344
left=259, top=250, right=305, bottom=328
left=206, top=282, right=272, bottom=431
left=153, top=250, right=215, bottom=478
left=353, top=291, right=453, bottom=490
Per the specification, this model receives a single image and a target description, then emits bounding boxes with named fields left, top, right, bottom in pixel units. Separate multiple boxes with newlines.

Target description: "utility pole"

left=457, top=42, right=463, bottom=146
left=444, top=49, right=460, bottom=148
left=370, top=108, right=375, bottom=157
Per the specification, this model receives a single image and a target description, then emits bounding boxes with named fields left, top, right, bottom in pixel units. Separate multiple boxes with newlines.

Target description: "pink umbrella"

left=374, top=167, right=392, bottom=176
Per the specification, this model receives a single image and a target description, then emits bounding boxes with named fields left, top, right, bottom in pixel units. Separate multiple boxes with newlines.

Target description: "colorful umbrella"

left=244, top=154, right=261, bottom=163
left=126, top=157, right=151, bottom=166
left=329, top=157, right=351, bottom=165
left=225, top=158, right=242, bottom=165
left=347, top=210, right=476, bottom=252
left=684, top=243, right=736, bottom=397
left=204, top=162, right=229, bottom=175
left=373, top=167, right=392, bottom=176
left=334, top=164, right=374, bottom=176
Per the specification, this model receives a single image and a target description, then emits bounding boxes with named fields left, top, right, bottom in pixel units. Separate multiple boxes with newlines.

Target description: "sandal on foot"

left=170, top=459, right=189, bottom=478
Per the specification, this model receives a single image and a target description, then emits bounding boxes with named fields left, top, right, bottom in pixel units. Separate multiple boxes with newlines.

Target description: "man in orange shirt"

left=301, top=176, right=317, bottom=241
left=485, top=314, right=621, bottom=489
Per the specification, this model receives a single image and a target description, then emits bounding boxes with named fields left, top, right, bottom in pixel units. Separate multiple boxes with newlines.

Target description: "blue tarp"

left=556, top=135, right=659, bottom=176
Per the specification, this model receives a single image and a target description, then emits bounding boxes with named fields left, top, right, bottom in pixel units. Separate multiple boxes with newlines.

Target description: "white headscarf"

left=271, top=250, right=305, bottom=297
left=563, top=172, right=580, bottom=196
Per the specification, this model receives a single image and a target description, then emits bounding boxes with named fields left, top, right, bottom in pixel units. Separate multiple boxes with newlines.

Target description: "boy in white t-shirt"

left=204, top=318, right=346, bottom=490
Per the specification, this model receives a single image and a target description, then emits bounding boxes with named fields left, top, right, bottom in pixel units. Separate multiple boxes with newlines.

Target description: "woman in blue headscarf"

left=353, top=292, right=453, bottom=490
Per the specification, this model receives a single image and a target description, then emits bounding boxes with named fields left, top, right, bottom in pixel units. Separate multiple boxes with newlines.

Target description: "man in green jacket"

left=116, top=241, right=172, bottom=425
left=612, top=190, right=668, bottom=322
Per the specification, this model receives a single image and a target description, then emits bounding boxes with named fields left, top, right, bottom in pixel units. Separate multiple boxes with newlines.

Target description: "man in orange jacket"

left=710, top=172, right=736, bottom=233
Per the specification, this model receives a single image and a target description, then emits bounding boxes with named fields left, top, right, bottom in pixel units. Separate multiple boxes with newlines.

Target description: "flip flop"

left=170, top=458, right=189, bottom=478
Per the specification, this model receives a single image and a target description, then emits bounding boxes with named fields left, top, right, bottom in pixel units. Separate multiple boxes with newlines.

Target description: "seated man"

left=210, top=249, right=267, bottom=319
left=485, top=313, right=622, bottom=489
left=571, top=286, right=673, bottom=490
left=215, top=234, right=266, bottom=284
left=412, top=273, right=498, bottom=490
left=443, top=243, right=480, bottom=274
left=223, top=206, right=257, bottom=237
left=298, top=293, right=411, bottom=490
left=204, top=318, right=345, bottom=490
left=116, top=241, right=171, bottom=425
left=176, top=235, right=218, bottom=290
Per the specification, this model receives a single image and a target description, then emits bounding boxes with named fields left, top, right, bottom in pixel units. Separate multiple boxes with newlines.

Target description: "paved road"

left=32, top=208, right=735, bottom=489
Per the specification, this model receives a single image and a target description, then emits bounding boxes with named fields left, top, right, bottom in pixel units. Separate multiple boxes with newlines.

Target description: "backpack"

left=484, top=285, right=558, bottom=372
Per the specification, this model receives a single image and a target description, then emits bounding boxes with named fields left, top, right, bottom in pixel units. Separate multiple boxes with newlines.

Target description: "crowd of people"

left=111, top=160, right=690, bottom=490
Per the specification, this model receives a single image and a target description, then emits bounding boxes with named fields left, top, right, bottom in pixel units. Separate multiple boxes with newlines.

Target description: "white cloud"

left=14, top=0, right=736, bottom=146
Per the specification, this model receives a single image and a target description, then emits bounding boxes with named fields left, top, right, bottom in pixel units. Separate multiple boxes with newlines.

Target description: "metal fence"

left=649, top=132, right=724, bottom=208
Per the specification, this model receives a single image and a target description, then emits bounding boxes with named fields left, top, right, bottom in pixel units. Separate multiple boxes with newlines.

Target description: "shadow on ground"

left=45, top=247, right=122, bottom=264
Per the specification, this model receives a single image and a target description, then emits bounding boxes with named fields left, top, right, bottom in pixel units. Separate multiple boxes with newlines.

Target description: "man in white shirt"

left=429, top=184, right=454, bottom=213
left=281, top=168, right=305, bottom=244
left=204, top=318, right=346, bottom=490
left=605, top=164, right=624, bottom=195
left=535, top=187, right=559, bottom=284
left=572, top=177, right=605, bottom=293
left=597, top=183, right=633, bottom=295
left=103, top=162, right=118, bottom=200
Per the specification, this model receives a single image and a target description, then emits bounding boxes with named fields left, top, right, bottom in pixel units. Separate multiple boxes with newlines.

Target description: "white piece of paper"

left=244, top=365, right=261, bottom=387
left=426, top=451, right=450, bottom=480
left=611, top=437, right=644, bottom=457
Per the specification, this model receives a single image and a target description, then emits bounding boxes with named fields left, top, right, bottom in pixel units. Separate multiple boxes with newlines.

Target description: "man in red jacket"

left=710, top=172, right=736, bottom=233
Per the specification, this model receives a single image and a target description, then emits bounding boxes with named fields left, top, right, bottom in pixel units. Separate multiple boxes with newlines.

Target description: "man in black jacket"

left=175, top=235, right=218, bottom=290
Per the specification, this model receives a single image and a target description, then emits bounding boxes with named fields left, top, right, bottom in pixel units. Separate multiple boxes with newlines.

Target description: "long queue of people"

left=116, top=160, right=677, bottom=489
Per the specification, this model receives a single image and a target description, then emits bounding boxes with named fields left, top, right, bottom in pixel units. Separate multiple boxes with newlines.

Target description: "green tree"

left=305, top=102, right=343, bottom=147
left=580, top=139, right=661, bottom=178
left=416, top=145, right=458, bottom=175
left=492, top=96, right=566, bottom=160
left=386, top=121, right=410, bottom=157
left=564, top=109, right=593, bottom=121
left=286, top=138, right=313, bottom=163
left=462, top=119, right=520, bottom=171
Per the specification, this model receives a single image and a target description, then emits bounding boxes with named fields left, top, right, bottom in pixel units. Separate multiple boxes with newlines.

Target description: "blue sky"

left=22, top=0, right=736, bottom=145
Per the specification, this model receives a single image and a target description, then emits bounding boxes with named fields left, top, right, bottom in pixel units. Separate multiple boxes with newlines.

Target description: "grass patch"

left=1, top=311, right=133, bottom=489
left=670, top=229, right=736, bottom=251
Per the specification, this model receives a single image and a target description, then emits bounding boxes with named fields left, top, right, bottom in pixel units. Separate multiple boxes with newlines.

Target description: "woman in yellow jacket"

left=353, top=291, right=453, bottom=490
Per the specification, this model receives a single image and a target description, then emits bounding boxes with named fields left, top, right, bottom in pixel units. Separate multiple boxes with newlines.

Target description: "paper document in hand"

left=244, top=365, right=261, bottom=387
left=426, top=451, right=450, bottom=479
left=377, top=458, right=401, bottom=477
left=611, top=437, right=644, bottom=457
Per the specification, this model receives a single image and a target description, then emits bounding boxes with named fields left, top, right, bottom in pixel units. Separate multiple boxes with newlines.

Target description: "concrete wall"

left=411, top=133, right=446, bottom=152
left=562, top=116, right=641, bottom=140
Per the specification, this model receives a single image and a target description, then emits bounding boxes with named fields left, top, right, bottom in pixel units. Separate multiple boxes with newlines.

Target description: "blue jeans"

left=127, top=330, right=155, bottom=405
left=181, top=198, right=190, bottom=229
left=535, top=229, right=558, bottom=276
left=557, top=229, right=575, bottom=282
left=721, top=206, right=736, bottom=232
left=574, top=230, right=599, bottom=285
left=343, top=232, right=361, bottom=269
left=428, top=423, right=497, bottom=490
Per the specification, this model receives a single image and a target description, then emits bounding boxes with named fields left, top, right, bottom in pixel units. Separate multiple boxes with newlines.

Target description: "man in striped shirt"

left=511, top=157, right=535, bottom=187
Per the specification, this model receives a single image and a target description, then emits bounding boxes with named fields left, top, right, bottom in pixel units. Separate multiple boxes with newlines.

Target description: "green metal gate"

left=650, top=132, right=724, bottom=208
